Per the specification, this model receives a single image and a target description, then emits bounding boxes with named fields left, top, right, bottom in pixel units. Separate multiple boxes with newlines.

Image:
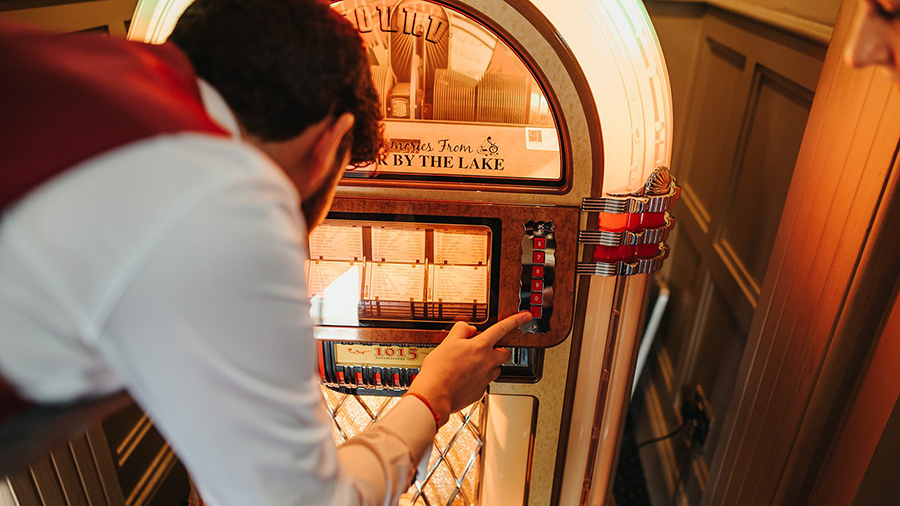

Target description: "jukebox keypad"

left=520, top=220, right=555, bottom=333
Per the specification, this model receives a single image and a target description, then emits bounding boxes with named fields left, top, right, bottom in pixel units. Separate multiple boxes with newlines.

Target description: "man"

left=847, top=0, right=900, bottom=81
left=0, top=1, right=530, bottom=505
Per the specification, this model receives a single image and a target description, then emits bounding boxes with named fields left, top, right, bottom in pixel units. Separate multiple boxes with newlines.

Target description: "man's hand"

left=406, top=311, right=533, bottom=427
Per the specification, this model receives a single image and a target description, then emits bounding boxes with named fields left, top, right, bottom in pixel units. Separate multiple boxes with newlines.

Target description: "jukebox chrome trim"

left=580, top=188, right=680, bottom=214
left=581, top=165, right=680, bottom=213
left=575, top=245, right=670, bottom=277
left=577, top=214, right=675, bottom=247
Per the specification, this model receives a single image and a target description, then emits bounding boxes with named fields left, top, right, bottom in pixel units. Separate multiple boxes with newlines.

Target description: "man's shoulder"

left=127, top=132, right=297, bottom=200
left=18, top=132, right=297, bottom=221
left=2, top=131, right=299, bottom=275
left=0, top=132, right=303, bottom=337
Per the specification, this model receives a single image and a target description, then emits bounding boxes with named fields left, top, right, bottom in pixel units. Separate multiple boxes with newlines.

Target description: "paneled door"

left=638, top=7, right=827, bottom=505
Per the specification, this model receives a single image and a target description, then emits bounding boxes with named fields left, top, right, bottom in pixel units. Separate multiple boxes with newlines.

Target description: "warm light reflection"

left=128, top=0, right=193, bottom=43
left=309, top=264, right=361, bottom=326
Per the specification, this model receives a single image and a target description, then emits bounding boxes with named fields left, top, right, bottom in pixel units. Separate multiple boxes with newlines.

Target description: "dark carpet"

left=613, top=413, right=653, bottom=506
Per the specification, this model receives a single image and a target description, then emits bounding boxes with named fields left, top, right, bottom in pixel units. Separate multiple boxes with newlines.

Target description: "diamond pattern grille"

left=320, top=387, right=484, bottom=506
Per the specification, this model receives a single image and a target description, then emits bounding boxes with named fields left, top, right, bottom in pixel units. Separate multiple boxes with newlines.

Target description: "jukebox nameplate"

left=321, top=341, right=541, bottom=393
left=334, top=343, right=433, bottom=367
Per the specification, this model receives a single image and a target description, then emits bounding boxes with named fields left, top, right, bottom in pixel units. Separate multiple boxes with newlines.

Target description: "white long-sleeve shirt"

left=0, top=81, right=435, bottom=506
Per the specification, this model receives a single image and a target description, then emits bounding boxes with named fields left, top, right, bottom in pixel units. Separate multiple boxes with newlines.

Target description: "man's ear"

left=307, top=113, right=355, bottom=185
left=243, top=113, right=355, bottom=201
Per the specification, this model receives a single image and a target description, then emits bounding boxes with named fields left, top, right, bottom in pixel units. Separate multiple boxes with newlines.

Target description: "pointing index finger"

left=476, top=311, right=533, bottom=346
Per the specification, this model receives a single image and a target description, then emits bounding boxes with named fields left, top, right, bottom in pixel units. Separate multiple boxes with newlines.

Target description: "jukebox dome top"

left=129, top=0, right=672, bottom=199
left=332, top=0, right=566, bottom=188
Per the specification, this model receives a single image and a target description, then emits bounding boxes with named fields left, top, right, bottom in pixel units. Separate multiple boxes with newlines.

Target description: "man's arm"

left=94, top=162, right=429, bottom=506
left=91, top=142, right=530, bottom=506
left=334, top=312, right=532, bottom=503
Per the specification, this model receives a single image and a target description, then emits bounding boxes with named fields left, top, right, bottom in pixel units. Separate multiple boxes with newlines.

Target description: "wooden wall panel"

left=686, top=280, right=745, bottom=464
left=637, top=3, right=829, bottom=505
left=660, top=229, right=704, bottom=380
left=642, top=2, right=706, bottom=166
left=717, top=69, right=812, bottom=308
left=701, top=0, right=900, bottom=504
left=102, top=406, right=189, bottom=506
left=7, top=428, right=126, bottom=506
left=4, top=403, right=189, bottom=506
left=678, top=40, right=747, bottom=232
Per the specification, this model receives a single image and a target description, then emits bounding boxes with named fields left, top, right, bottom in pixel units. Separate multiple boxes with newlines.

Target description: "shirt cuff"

left=376, top=395, right=438, bottom=479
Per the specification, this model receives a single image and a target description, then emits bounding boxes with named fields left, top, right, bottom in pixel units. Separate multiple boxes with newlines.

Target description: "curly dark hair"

left=168, top=0, right=382, bottom=166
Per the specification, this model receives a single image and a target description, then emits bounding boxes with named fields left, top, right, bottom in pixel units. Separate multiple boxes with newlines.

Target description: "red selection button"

left=531, top=279, right=544, bottom=291
left=530, top=306, right=543, bottom=318
left=533, top=237, right=547, bottom=249
left=532, top=265, right=544, bottom=278
left=531, top=292, right=543, bottom=304
left=533, top=251, right=545, bottom=264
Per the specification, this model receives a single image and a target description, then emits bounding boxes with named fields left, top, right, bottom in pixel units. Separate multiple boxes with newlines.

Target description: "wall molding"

left=646, top=0, right=833, bottom=44
left=115, top=415, right=152, bottom=467
left=642, top=374, right=684, bottom=496
left=706, top=1, right=833, bottom=44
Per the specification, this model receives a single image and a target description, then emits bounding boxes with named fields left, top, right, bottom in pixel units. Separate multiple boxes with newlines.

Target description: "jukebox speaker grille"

left=321, top=387, right=485, bottom=506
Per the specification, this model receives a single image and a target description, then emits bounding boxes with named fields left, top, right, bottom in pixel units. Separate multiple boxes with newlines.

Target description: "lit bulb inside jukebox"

left=129, top=0, right=678, bottom=504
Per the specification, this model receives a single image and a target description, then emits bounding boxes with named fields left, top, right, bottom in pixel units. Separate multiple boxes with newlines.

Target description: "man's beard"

left=301, top=157, right=346, bottom=233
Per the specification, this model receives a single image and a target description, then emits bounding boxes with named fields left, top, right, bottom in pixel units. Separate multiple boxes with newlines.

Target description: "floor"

left=613, top=413, right=654, bottom=506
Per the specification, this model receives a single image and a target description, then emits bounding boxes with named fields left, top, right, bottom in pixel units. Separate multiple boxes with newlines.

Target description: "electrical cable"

left=635, top=419, right=688, bottom=450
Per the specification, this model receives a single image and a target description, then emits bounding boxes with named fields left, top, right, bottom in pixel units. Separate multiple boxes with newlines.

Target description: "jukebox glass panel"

left=306, top=216, right=498, bottom=328
left=331, top=0, right=563, bottom=185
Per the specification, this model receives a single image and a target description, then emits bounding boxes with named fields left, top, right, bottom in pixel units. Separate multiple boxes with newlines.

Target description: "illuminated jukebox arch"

left=129, top=1, right=675, bottom=505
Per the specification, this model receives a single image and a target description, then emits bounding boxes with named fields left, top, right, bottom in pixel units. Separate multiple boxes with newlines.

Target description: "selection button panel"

left=519, top=220, right=555, bottom=334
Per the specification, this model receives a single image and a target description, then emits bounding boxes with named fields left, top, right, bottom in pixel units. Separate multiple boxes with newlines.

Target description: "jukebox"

left=129, top=1, right=677, bottom=504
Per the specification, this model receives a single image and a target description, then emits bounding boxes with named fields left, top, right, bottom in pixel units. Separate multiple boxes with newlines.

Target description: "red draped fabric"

left=0, top=19, right=226, bottom=210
